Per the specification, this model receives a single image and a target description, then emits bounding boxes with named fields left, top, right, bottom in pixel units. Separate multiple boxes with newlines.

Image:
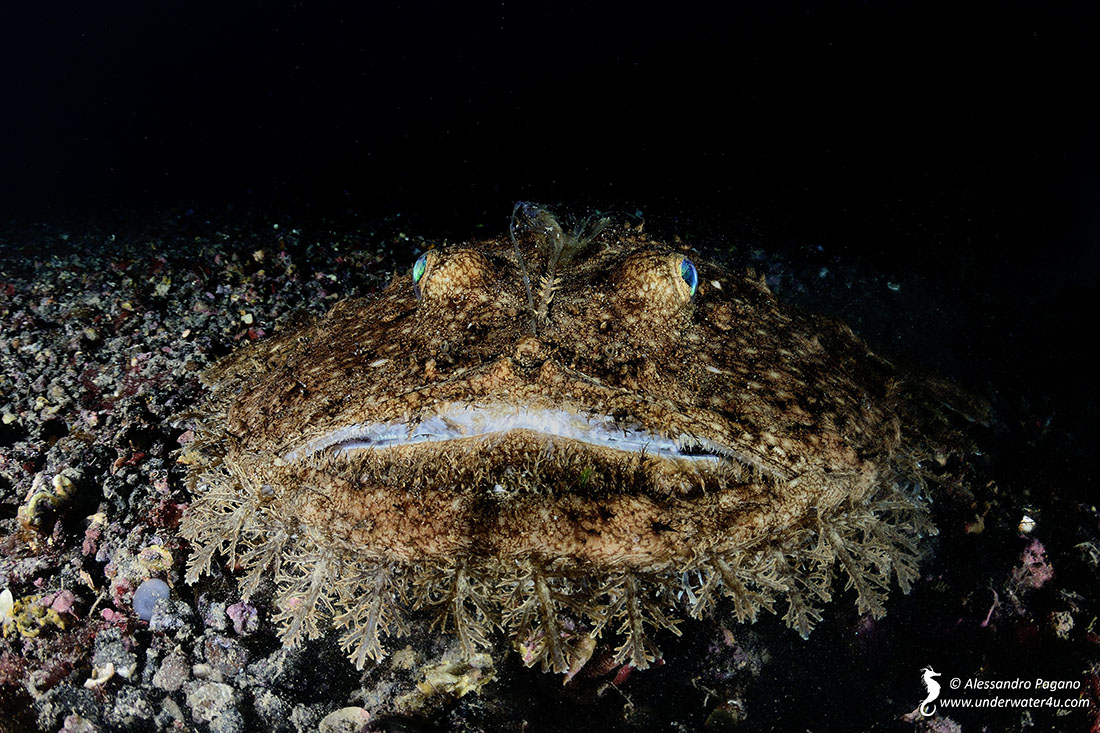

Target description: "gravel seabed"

left=1, top=205, right=1096, bottom=732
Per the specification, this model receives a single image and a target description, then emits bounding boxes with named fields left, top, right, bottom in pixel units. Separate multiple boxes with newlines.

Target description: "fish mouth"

left=281, top=403, right=732, bottom=464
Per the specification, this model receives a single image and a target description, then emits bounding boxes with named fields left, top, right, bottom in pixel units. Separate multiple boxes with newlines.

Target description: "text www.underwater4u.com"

left=939, top=696, right=1088, bottom=710
left=941, top=677, right=1088, bottom=711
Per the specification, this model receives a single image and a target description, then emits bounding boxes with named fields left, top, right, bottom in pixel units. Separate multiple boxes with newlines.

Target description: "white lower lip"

left=282, top=403, right=727, bottom=464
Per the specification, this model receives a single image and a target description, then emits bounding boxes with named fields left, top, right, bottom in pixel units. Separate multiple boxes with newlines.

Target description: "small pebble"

left=226, top=601, right=259, bottom=636
left=133, top=578, right=171, bottom=621
left=319, top=706, right=372, bottom=733
left=93, top=628, right=138, bottom=680
left=150, top=599, right=191, bottom=633
left=59, top=714, right=97, bottom=733
left=187, top=682, right=243, bottom=733
left=203, top=634, right=249, bottom=676
left=203, top=599, right=229, bottom=630
left=153, top=649, right=190, bottom=692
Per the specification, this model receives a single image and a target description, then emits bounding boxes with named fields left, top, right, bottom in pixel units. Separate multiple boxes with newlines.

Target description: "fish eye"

left=679, top=258, right=698, bottom=297
left=412, top=253, right=428, bottom=285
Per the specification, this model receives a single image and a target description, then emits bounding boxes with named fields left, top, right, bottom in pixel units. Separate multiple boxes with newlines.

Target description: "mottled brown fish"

left=181, top=204, right=969, bottom=673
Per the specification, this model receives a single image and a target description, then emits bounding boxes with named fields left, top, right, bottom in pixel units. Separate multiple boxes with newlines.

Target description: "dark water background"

left=1, top=2, right=1097, bottom=731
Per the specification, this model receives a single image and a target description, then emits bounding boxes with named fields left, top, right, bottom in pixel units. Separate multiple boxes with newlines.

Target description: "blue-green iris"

left=412, top=253, right=428, bottom=284
left=680, top=258, right=698, bottom=297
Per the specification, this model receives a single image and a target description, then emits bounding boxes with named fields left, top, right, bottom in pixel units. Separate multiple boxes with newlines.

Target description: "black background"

left=2, top=2, right=1095, bottom=249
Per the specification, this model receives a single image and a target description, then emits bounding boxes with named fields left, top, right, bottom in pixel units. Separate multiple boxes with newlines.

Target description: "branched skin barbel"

left=180, top=205, right=977, bottom=673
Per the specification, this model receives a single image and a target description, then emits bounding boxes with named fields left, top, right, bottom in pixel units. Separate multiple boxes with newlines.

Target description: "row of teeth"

left=283, top=405, right=727, bottom=463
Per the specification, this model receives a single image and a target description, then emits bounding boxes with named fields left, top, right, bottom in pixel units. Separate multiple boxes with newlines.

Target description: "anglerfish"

left=181, top=204, right=972, bottom=673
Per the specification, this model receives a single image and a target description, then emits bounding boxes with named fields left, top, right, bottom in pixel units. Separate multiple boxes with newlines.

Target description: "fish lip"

left=281, top=403, right=733, bottom=465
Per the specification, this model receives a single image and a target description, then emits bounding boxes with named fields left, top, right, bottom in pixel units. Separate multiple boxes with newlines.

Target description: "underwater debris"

left=413, top=653, right=495, bottom=699
left=83, top=663, right=116, bottom=690
left=1, top=590, right=78, bottom=639
left=17, top=470, right=80, bottom=530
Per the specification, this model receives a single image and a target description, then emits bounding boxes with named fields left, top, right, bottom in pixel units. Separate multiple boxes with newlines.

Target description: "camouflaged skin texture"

left=181, top=206, right=969, bottom=673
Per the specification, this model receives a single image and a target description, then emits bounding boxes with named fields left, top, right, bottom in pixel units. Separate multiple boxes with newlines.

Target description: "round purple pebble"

left=134, top=578, right=171, bottom=621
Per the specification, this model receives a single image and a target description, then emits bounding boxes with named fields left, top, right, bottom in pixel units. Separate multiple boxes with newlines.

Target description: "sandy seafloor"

left=0, top=203, right=1096, bottom=733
